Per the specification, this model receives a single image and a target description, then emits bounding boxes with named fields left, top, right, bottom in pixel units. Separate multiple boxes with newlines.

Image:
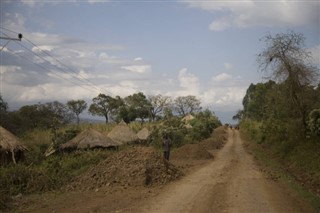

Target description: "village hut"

left=183, top=123, right=193, bottom=129
left=0, top=126, right=28, bottom=165
left=60, top=129, right=120, bottom=151
left=137, top=127, right=151, bottom=141
left=107, top=120, right=138, bottom=145
left=181, top=114, right=195, bottom=123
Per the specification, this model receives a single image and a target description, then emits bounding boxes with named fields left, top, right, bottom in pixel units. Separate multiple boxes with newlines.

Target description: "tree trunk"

left=76, top=115, right=80, bottom=125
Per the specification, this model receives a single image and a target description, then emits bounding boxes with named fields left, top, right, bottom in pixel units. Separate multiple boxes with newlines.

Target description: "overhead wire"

left=23, top=36, right=113, bottom=96
left=4, top=45, right=101, bottom=95
left=1, top=31, right=101, bottom=94
left=0, top=29, right=109, bottom=93
left=0, top=27, right=115, bottom=96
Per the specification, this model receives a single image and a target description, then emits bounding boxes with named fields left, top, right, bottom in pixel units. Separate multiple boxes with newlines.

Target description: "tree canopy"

left=67, top=99, right=87, bottom=125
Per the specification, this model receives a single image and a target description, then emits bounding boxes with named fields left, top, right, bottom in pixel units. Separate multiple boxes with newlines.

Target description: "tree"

left=67, top=99, right=87, bottom=125
left=14, top=101, right=72, bottom=130
left=149, top=94, right=171, bottom=121
left=43, top=101, right=74, bottom=125
left=124, top=92, right=151, bottom=122
left=0, top=94, right=8, bottom=113
left=242, top=81, right=276, bottom=121
left=174, top=95, right=201, bottom=116
left=257, top=31, right=319, bottom=134
left=89, top=94, right=122, bottom=123
left=233, top=110, right=244, bottom=121
left=308, top=109, right=320, bottom=136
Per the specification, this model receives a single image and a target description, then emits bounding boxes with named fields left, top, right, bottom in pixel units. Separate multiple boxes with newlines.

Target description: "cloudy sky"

left=1, top=0, right=319, bottom=123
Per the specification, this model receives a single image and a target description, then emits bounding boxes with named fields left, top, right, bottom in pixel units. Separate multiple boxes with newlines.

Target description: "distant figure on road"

left=163, top=133, right=171, bottom=161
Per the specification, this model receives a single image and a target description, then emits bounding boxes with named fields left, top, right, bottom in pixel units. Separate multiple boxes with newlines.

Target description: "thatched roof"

left=183, top=123, right=193, bottom=129
left=107, top=121, right=138, bottom=144
left=181, top=114, right=195, bottom=122
left=0, top=126, right=28, bottom=152
left=60, top=129, right=120, bottom=150
left=137, top=127, right=151, bottom=140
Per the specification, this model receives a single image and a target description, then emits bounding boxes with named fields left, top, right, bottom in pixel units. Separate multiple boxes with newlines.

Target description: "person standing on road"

left=163, top=133, right=171, bottom=161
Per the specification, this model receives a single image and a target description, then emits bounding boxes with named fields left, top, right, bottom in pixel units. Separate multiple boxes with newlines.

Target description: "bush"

left=308, top=109, right=320, bottom=137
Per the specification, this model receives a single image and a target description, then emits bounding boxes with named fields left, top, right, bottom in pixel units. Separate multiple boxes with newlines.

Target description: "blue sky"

left=1, top=0, right=319, bottom=123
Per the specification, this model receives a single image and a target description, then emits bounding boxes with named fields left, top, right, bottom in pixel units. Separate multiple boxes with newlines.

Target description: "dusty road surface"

left=130, top=129, right=315, bottom=213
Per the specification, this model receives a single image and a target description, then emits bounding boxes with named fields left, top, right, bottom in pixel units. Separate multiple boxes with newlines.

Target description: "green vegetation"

left=242, top=132, right=320, bottom=211
left=238, top=31, right=320, bottom=209
left=0, top=91, right=221, bottom=211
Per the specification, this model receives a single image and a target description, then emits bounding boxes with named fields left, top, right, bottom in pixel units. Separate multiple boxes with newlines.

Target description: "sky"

left=1, top=0, right=319, bottom=123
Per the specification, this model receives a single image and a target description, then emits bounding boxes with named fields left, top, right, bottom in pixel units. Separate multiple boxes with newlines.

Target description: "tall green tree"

left=89, top=94, right=123, bottom=123
left=124, top=92, right=151, bottom=122
left=242, top=81, right=276, bottom=121
left=67, top=99, right=87, bottom=125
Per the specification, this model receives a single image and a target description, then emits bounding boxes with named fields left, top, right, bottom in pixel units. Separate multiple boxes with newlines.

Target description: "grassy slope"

left=240, top=125, right=320, bottom=212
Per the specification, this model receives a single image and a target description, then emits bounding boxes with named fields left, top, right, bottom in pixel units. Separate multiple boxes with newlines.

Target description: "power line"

left=4, top=45, right=102, bottom=95
left=1, top=31, right=105, bottom=94
left=23, top=36, right=113, bottom=95
left=1, top=31, right=99, bottom=92
left=0, top=27, right=115, bottom=97
left=1, top=31, right=88, bottom=85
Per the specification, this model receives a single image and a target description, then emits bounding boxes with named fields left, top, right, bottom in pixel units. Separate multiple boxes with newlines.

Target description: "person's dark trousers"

left=164, top=151, right=170, bottom=161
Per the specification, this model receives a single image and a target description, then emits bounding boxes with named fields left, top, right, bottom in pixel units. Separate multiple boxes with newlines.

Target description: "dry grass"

left=0, top=126, right=28, bottom=152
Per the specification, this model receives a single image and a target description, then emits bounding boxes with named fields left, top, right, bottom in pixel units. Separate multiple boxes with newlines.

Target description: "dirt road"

left=130, top=129, right=314, bottom=213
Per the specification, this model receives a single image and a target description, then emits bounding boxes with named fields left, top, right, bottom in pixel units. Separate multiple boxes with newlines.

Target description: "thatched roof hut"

left=137, top=127, right=151, bottom=141
left=107, top=121, right=138, bottom=144
left=181, top=114, right=195, bottom=123
left=183, top=123, right=193, bottom=129
left=60, top=129, right=120, bottom=151
left=0, top=126, right=28, bottom=165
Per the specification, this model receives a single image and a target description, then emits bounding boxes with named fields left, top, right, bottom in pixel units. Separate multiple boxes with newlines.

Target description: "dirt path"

left=129, top=129, right=315, bottom=213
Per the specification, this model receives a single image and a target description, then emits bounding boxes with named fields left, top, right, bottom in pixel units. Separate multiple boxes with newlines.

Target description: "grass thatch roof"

left=0, top=126, right=28, bottom=153
left=181, top=114, right=195, bottom=122
left=183, top=123, right=193, bottom=129
left=60, top=129, right=120, bottom=150
left=107, top=121, right=138, bottom=144
left=137, top=127, right=151, bottom=140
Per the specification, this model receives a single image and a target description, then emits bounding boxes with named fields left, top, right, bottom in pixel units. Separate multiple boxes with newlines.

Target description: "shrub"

left=308, top=109, right=320, bottom=137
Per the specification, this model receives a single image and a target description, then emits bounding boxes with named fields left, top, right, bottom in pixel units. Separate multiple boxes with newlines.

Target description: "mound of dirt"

left=172, top=143, right=213, bottom=160
left=68, top=146, right=183, bottom=191
left=199, top=137, right=225, bottom=150
left=199, top=126, right=227, bottom=150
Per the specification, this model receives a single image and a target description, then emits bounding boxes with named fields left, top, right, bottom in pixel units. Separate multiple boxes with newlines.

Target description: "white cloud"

left=185, top=1, right=319, bottom=31
left=199, top=85, right=246, bottom=111
left=121, top=65, right=151, bottom=73
left=99, top=52, right=110, bottom=59
left=209, top=17, right=231, bottom=31
left=134, top=57, right=143, bottom=61
left=3, top=13, right=26, bottom=33
left=215, top=87, right=245, bottom=106
left=32, top=45, right=55, bottom=53
left=212, top=73, right=233, bottom=82
left=224, top=63, right=234, bottom=70
left=0, top=66, right=21, bottom=74
left=178, top=68, right=199, bottom=94
left=309, top=44, right=320, bottom=65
